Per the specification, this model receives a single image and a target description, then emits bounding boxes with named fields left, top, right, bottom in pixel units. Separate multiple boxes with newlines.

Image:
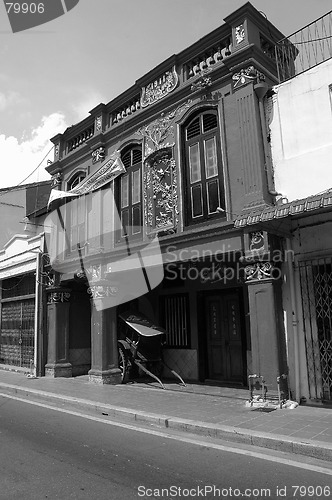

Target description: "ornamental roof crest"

left=140, top=66, right=178, bottom=108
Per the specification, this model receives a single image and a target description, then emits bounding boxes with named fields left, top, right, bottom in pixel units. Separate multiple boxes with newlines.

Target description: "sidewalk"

left=0, top=368, right=331, bottom=462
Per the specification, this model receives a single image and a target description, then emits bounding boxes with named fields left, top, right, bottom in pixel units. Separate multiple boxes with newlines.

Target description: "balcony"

left=183, top=36, right=232, bottom=81
left=66, top=124, right=95, bottom=154
left=275, top=9, right=332, bottom=82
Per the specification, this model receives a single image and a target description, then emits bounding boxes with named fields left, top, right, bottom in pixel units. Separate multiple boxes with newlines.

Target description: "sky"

left=0, top=0, right=331, bottom=189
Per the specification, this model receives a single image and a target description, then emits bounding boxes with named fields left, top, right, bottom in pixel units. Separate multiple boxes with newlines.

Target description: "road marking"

left=1, top=391, right=332, bottom=476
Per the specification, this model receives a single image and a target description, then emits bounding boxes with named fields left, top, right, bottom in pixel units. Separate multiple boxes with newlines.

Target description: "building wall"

left=270, top=58, right=332, bottom=201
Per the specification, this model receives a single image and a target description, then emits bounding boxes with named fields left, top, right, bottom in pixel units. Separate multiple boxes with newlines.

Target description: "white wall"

left=269, top=58, right=332, bottom=201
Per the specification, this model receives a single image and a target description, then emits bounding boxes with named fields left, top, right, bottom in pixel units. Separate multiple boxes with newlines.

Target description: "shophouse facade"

left=42, top=2, right=291, bottom=390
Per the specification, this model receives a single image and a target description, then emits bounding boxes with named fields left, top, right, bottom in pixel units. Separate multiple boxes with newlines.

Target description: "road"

left=0, top=394, right=331, bottom=500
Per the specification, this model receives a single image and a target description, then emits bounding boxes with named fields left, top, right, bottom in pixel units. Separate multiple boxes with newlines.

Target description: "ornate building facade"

left=40, top=3, right=290, bottom=391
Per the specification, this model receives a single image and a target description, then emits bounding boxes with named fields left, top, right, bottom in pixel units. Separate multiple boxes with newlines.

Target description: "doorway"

left=204, top=291, right=245, bottom=383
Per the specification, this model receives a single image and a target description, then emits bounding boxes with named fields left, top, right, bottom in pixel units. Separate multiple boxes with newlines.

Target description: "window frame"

left=65, top=171, right=87, bottom=255
left=115, top=145, right=143, bottom=244
left=183, top=110, right=225, bottom=226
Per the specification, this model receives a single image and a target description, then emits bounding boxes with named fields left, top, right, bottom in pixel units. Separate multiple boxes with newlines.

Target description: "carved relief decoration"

left=47, top=291, right=71, bottom=304
left=249, top=231, right=265, bottom=253
left=92, top=146, right=106, bottom=164
left=143, top=167, right=154, bottom=230
left=144, top=149, right=178, bottom=233
left=232, top=65, right=265, bottom=89
left=235, top=24, right=245, bottom=44
left=245, top=262, right=272, bottom=281
left=140, top=66, right=179, bottom=108
left=51, top=172, right=62, bottom=188
left=54, top=143, right=60, bottom=158
left=85, top=264, right=102, bottom=282
left=137, top=100, right=192, bottom=159
left=191, top=68, right=212, bottom=92
left=87, top=284, right=118, bottom=300
left=95, top=115, right=102, bottom=132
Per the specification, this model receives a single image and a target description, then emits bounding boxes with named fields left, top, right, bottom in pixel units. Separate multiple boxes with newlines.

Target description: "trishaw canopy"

left=119, top=311, right=167, bottom=337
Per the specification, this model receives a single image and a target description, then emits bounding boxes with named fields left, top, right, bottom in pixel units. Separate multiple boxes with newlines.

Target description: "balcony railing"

left=275, top=9, right=332, bottom=83
left=66, top=124, right=95, bottom=153
left=184, top=36, right=232, bottom=81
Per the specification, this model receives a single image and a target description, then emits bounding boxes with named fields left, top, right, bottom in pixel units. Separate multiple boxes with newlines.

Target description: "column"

left=245, top=262, right=283, bottom=391
left=88, top=280, right=121, bottom=384
left=45, top=287, right=72, bottom=378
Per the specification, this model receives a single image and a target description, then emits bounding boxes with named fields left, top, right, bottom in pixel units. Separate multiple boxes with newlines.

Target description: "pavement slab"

left=0, top=368, right=331, bottom=462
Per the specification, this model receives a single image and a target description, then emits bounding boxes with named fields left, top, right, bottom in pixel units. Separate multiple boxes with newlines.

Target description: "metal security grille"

left=299, top=258, right=332, bottom=401
left=0, top=274, right=35, bottom=369
left=161, top=294, right=190, bottom=348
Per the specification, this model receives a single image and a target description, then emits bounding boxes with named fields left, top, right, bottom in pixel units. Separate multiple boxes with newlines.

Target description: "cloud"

left=0, top=113, right=68, bottom=189
left=0, top=90, right=24, bottom=112
left=71, top=92, right=105, bottom=122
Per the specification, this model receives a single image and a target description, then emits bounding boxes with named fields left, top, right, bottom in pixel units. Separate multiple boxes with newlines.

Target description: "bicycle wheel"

left=118, top=345, right=129, bottom=384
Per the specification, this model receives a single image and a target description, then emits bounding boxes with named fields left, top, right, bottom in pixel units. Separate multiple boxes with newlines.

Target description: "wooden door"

left=205, top=292, right=243, bottom=382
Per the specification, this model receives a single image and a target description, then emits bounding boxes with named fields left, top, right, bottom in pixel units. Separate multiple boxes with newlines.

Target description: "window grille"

left=0, top=274, right=35, bottom=368
left=299, top=258, right=332, bottom=401
left=161, top=294, right=190, bottom=348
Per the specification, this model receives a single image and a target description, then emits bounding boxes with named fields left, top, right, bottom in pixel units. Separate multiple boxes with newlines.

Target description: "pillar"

left=45, top=287, right=72, bottom=377
left=88, top=280, right=121, bottom=384
left=246, top=262, right=282, bottom=391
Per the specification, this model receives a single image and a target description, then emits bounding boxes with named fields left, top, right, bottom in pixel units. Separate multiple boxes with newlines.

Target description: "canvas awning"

left=48, top=151, right=126, bottom=209
left=119, top=312, right=166, bottom=337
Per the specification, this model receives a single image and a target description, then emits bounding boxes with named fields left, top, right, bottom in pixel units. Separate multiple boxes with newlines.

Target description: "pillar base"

left=88, top=368, right=122, bottom=385
left=45, top=362, right=72, bottom=378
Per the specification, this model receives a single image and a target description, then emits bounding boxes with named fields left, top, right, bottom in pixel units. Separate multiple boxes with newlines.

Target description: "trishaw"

left=117, top=311, right=186, bottom=389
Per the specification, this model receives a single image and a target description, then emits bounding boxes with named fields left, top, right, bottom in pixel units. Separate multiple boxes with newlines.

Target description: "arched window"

left=183, top=110, right=225, bottom=225
left=67, top=171, right=86, bottom=190
left=115, top=144, right=143, bottom=242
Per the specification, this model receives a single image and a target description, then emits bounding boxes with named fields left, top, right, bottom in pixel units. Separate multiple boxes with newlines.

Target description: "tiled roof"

left=234, top=191, right=332, bottom=228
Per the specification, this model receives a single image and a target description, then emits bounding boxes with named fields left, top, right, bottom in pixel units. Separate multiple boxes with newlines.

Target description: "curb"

left=0, top=382, right=331, bottom=462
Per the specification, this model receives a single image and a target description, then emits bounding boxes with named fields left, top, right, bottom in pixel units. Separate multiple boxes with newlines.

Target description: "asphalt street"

left=0, top=394, right=331, bottom=500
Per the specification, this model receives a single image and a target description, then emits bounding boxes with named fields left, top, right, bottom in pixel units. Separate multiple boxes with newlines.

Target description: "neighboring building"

left=0, top=186, right=27, bottom=249
left=237, top=9, right=332, bottom=402
left=0, top=181, right=52, bottom=375
left=41, top=1, right=291, bottom=390
left=270, top=57, right=332, bottom=201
